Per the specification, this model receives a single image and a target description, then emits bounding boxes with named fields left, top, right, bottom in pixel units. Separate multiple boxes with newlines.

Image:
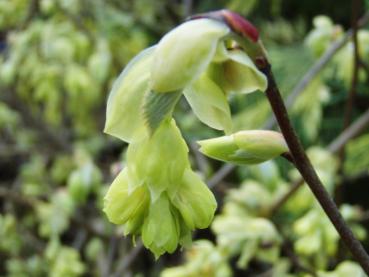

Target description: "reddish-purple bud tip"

left=221, top=10, right=259, bottom=42
left=188, top=10, right=259, bottom=43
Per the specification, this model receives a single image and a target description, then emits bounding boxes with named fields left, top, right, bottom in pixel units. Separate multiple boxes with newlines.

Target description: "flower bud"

left=198, top=130, right=288, bottom=165
left=103, top=169, right=149, bottom=225
left=142, top=193, right=180, bottom=258
left=126, top=119, right=189, bottom=201
left=170, top=168, right=217, bottom=230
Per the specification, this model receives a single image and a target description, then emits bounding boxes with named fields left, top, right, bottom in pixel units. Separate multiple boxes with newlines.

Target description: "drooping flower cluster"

left=104, top=118, right=217, bottom=257
left=103, top=11, right=286, bottom=257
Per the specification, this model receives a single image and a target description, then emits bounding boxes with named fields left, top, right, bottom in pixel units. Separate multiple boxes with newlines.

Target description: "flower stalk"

left=256, top=57, right=369, bottom=274
left=199, top=11, right=369, bottom=272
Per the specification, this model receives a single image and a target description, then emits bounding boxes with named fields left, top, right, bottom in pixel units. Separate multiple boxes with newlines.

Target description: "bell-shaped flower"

left=141, top=193, right=180, bottom=258
left=104, top=17, right=267, bottom=139
left=103, top=169, right=149, bottom=226
left=103, top=118, right=218, bottom=257
left=170, top=168, right=217, bottom=230
left=198, top=130, right=288, bottom=165
left=126, top=119, right=189, bottom=201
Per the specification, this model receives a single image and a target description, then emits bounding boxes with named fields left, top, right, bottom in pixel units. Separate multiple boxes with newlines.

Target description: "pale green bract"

left=183, top=74, right=233, bottom=133
left=104, top=47, right=154, bottom=143
left=151, top=19, right=230, bottom=93
left=103, top=17, right=270, bottom=258
left=104, top=18, right=267, bottom=137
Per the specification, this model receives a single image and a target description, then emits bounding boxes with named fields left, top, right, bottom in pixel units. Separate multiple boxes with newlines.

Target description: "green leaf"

left=104, top=47, right=155, bottom=143
left=151, top=19, right=229, bottom=92
left=183, top=74, right=233, bottom=133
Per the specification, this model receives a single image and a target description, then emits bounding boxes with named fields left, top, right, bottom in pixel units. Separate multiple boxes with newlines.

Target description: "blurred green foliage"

left=1, top=0, right=369, bottom=276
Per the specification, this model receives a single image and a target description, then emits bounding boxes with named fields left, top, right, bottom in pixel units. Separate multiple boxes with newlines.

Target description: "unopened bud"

left=198, top=130, right=288, bottom=165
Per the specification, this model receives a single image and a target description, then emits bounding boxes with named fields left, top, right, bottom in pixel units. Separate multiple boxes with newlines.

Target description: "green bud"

left=142, top=193, right=180, bottom=258
left=103, top=169, right=149, bottom=225
left=170, top=168, right=217, bottom=230
left=127, top=119, right=189, bottom=200
left=198, top=130, right=288, bottom=165
left=104, top=47, right=155, bottom=143
left=151, top=19, right=229, bottom=93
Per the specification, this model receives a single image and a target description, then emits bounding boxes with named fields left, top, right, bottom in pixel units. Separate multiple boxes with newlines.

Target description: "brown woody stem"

left=257, top=58, right=369, bottom=274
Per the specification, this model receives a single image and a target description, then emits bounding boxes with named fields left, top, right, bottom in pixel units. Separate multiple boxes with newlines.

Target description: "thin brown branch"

left=267, top=9, right=369, bottom=129
left=269, top=107, right=369, bottom=214
left=259, top=59, right=369, bottom=274
left=338, top=0, right=362, bottom=164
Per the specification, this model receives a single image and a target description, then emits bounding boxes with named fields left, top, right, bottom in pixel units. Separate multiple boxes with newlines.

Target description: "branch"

left=207, top=11, right=369, bottom=189
left=111, top=242, right=144, bottom=277
left=265, top=9, right=369, bottom=129
left=259, top=59, right=369, bottom=274
left=270, top=106, right=369, bottom=213
left=1, top=88, right=72, bottom=153
left=338, top=0, right=362, bottom=169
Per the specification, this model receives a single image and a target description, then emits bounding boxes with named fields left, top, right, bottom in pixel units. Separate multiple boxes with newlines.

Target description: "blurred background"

left=1, top=0, right=369, bottom=276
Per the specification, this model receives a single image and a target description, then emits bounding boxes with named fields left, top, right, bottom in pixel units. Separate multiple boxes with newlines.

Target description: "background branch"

left=335, top=0, right=363, bottom=206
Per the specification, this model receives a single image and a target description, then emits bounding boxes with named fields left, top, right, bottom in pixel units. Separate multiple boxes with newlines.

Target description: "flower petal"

left=103, top=169, right=149, bottom=225
left=183, top=74, right=232, bottom=133
left=151, top=19, right=229, bottom=92
left=126, top=119, right=189, bottom=201
left=208, top=49, right=267, bottom=94
left=170, top=168, right=217, bottom=230
left=142, top=193, right=180, bottom=258
left=104, top=47, right=155, bottom=143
